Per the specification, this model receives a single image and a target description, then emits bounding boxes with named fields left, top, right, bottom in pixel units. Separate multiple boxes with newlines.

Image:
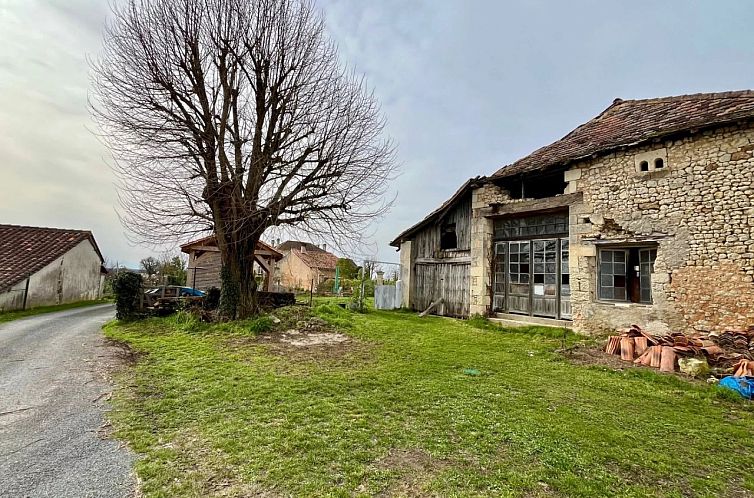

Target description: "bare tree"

left=90, top=0, right=396, bottom=318
left=140, top=256, right=160, bottom=282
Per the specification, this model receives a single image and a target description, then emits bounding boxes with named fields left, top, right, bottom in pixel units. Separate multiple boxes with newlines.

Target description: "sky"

left=2, top=1, right=754, bottom=267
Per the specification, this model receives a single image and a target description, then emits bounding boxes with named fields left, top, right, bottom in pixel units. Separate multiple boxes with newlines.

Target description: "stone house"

left=391, top=91, right=754, bottom=333
left=0, top=224, right=105, bottom=311
left=275, top=240, right=338, bottom=292
left=181, top=235, right=283, bottom=291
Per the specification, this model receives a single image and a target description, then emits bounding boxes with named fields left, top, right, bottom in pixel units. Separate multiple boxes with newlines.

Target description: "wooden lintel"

left=479, top=192, right=583, bottom=218
left=415, top=257, right=471, bottom=265
left=188, top=245, right=220, bottom=253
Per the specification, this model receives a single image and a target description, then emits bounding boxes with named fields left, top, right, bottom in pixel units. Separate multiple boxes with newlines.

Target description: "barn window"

left=639, top=160, right=649, bottom=172
left=440, top=223, right=457, bottom=250
left=598, top=247, right=657, bottom=304
left=654, top=158, right=664, bottom=169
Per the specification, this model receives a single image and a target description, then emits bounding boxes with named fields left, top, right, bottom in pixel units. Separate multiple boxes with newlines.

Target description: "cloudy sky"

left=2, top=0, right=754, bottom=267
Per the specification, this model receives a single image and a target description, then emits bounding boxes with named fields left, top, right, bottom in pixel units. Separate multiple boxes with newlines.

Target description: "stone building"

left=275, top=240, right=338, bottom=292
left=0, top=224, right=105, bottom=311
left=391, top=91, right=754, bottom=334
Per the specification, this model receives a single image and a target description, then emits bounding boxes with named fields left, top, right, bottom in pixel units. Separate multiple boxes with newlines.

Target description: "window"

left=634, top=148, right=668, bottom=173
left=494, top=212, right=568, bottom=239
left=598, top=247, right=657, bottom=304
left=440, top=223, right=457, bottom=250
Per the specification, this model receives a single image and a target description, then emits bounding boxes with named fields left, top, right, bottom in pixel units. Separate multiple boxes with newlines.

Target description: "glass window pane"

left=614, top=251, right=626, bottom=263
left=602, top=251, right=613, bottom=263
left=601, top=274, right=613, bottom=287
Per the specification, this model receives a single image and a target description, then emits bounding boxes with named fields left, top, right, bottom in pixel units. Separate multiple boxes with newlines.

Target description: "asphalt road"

left=0, top=304, right=135, bottom=498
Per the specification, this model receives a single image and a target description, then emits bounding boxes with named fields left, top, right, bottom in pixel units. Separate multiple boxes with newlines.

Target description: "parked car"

left=143, top=286, right=205, bottom=309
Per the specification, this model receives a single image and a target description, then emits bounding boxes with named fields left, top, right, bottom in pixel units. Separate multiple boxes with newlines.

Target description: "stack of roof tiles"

left=604, top=324, right=754, bottom=375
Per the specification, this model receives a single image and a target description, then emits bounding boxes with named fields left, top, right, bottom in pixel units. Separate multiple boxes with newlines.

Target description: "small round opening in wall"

left=654, top=158, right=664, bottom=169
left=639, top=160, right=649, bottom=172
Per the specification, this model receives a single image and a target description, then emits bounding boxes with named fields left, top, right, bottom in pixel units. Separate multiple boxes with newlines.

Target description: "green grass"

left=0, top=299, right=109, bottom=324
left=104, top=306, right=754, bottom=497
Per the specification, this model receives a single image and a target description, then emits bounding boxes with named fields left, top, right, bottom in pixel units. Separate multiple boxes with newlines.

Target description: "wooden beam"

left=478, top=192, right=582, bottom=218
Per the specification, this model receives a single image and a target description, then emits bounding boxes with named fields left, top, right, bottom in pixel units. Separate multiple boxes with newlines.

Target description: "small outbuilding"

left=0, top=224, right=106, bottom=311
left=181, top=235, right=283, bottom=291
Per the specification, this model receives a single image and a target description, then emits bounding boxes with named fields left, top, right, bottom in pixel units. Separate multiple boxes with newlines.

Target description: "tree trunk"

left=218, top=231, right=261, bottom=319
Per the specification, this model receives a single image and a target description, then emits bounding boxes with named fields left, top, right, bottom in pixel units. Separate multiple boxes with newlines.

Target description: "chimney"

left=300, top=244, right=306, bottom=253
left=322, top=243, right=327, bottom=252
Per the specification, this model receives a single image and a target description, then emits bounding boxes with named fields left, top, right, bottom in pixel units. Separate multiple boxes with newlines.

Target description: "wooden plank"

left=478, top=192, right=582, bottom=218
left=419, top=298, right=444, bottom=317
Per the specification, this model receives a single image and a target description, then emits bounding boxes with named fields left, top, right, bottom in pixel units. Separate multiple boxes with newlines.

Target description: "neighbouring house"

left=181, top=236, right=283, bottom=291
left=391, top=91, right=754, bottom=334
left=0, top=224, right=106, bottom=311
left=275, top=240, right=338, bottom=292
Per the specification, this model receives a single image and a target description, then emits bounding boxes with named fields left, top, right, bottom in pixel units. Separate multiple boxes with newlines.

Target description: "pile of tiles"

left=604, top=324, right=754, bottom=375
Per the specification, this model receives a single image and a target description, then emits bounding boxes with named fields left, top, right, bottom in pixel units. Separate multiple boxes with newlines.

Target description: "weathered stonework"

left=565, top=123, right=754, bottom=333
left=469, top=183, right=510, bottom=316
left=399, top=240, right=412, bottom=308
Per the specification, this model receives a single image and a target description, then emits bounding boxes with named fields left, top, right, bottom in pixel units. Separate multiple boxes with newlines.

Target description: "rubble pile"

left=604, top=324, right=754, bottom=376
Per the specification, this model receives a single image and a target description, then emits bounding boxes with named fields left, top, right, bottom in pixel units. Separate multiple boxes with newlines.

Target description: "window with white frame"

left=598, top=247, right=657, bottom=304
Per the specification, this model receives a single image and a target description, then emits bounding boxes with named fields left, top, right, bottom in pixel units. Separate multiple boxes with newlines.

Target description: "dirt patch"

left=367, top=448, right=452, bottom=497
left=102, top=338, right=144, bottom=367
left=278, top=330, right=349, bottom=347
left=560, top=345, right=634, bottom=370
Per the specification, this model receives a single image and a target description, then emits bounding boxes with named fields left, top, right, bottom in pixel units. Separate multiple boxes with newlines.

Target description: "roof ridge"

left=613, top=90, right=754, bottom=106
left=0, top=223, right=92, bottom=234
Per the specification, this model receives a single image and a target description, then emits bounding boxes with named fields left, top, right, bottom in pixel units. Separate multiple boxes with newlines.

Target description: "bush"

left=112, top=271, right=143, bottom=320
left=204, top=287, right=221, bottom=310
left=317, top=278, right=336, bottom=295
left=247, top=315, right=275, bottom=334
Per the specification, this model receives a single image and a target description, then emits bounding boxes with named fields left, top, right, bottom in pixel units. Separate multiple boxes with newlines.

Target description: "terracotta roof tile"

left=0, top=224, right=103, bottom=292
left=294, top=248, right=338, bottom=270
left=493, top=90, right=754, bottom=178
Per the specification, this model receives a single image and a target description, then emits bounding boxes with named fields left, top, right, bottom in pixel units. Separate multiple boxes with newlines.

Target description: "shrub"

left=112, top=271, right=143, bottom=320
left=247, top=315, right=275, bottom=334
left=204, top=287, right=221, bottom=310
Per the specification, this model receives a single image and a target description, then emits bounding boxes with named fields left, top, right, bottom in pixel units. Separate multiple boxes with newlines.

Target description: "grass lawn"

left=0, top=299, right=109, bottom=324
left=104, top=303, right=754, bottom=497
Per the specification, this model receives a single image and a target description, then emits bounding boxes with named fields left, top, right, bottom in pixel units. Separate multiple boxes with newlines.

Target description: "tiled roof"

left=276, top=240, right=327, bottom=253
left=180, top=235, right=282, bottom=260
left=0, top=224, right=104, bottom=292
left=296, top=249, right=338, bottom=270
left=493, top=90, right=754, bottom=178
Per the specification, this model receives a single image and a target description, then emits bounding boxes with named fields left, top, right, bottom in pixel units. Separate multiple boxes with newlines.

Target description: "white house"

left=0, top=224, right=106, bottom=311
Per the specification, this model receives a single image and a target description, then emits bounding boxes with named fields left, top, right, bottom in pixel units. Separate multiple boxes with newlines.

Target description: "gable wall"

left=0, top=239, right=102, bottom=311
left=566, top=122, right=754, bottom=333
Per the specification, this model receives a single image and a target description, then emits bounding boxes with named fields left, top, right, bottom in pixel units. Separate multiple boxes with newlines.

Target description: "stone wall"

left=565, top=122, right=754, bottom=333
left=469, top=183, right=510, bottom=316
left=399, top=241, right=412, bottom=308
